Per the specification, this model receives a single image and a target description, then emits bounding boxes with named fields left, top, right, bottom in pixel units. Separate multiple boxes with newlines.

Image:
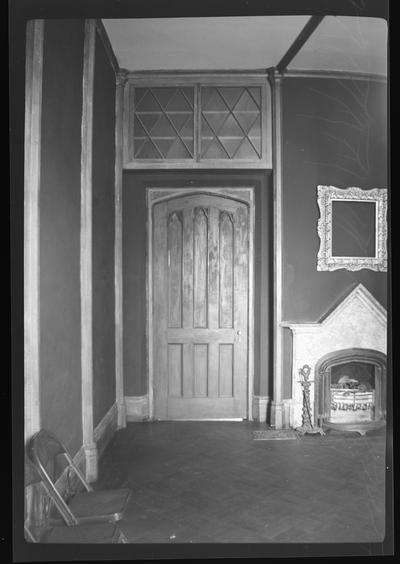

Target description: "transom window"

left=201, top=87, right=261, bottom=160
left=133, top=87, right=195, bottom=159
left=124, top=79, right=270, bottom=168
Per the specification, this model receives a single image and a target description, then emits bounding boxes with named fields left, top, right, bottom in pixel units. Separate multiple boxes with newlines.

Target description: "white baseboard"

left=282, top=399, right=292, bottom=429
left=58, top=402, right=117, bottom=488
left=94, top=401, right=118, bottom=445
left=252, top=396, right=270, bottom=422
left=125, top=395, right=275, bottom=423
left=125, top=395, right=149, bottom=421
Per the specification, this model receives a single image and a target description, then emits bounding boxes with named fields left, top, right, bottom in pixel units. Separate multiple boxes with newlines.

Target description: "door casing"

left=146, top=186, right=255, bottom=420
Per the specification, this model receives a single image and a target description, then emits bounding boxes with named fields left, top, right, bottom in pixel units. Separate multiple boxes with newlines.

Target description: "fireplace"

left=315, top=348, right=386, bottom=434
left=283, top=284, right=387, bottom=430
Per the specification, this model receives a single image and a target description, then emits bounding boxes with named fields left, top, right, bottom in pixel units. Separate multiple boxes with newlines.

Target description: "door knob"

left=237, top=330, right=241, bottom=335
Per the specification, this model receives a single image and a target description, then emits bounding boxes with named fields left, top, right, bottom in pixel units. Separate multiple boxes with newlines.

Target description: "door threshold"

left=166, top=418, right=245, bottom=421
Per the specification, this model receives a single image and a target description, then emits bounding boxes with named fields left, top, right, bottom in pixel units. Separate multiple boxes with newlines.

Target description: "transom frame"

left=122, top=75, right=272, bottom=169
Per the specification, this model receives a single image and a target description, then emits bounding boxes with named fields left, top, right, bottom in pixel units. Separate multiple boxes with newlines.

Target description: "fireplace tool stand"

left=296, top=364, right=325, bottom=436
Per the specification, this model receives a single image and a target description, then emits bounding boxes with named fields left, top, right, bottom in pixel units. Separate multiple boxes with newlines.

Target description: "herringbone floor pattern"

left=95, top=422, right=386, bottom=543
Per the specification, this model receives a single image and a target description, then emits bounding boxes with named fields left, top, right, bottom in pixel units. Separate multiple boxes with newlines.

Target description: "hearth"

left=315, top=348, right=386, bottom=435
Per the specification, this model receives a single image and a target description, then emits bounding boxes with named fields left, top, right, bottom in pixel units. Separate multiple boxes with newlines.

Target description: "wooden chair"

left=24, top=457, right=128, bottom=543
left=28, top=429, right=132, bottom=526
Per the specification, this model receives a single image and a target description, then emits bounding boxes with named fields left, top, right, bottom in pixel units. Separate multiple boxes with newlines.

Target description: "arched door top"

left=147, top=186, right=254, bottom=207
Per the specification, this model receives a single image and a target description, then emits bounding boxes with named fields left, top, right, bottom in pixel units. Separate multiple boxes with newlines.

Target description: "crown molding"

left=110, top=67, right=387, bottom=83
left=283, top=69, right=387, bottom=83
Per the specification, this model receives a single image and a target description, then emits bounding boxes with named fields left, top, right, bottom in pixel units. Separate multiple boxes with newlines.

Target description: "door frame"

left=146, top=186, right=255, bottom=420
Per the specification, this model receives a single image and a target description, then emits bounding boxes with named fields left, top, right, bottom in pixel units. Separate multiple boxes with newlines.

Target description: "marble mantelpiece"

left=282, top=284, right=387, bottom=429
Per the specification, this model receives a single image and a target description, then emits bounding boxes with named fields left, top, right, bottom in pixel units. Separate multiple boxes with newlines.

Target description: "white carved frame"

left=317, top=185, right=387, bottom=272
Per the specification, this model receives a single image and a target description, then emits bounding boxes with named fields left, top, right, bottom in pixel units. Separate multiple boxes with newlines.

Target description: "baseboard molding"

left=94, top=401, right=118, bottom=457
left=125, top=395, right=275, bottom=423
left=125, top=395, right=149, bottom=421
left=252, top=396, right=270, bottom=422
left=282, top=399, right=292, bottom=429
left=56, top=402, right=117, bottom=492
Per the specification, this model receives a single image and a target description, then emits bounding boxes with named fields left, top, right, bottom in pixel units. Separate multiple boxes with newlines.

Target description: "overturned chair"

left=24, top=457, right=128, bottom=543
left=28, top=429, right=132, bottom=527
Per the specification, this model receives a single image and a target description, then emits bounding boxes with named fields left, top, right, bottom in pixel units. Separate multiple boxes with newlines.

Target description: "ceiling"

left=102, top=16, right=387, bottom=76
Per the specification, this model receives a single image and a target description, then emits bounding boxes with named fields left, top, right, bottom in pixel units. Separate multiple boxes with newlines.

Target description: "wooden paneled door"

left=152, top=191, right=250, bottom=419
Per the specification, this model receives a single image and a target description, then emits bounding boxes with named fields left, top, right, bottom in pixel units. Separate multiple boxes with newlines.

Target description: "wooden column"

left=247, top=189, right=255, bottom=421
left=80, top=19, right=97, bottom=481
left=115, top=71, right=127, bottom=428
left=24, top=19, right=44, bottom=443
left=268, top=69, right=284, bottom=428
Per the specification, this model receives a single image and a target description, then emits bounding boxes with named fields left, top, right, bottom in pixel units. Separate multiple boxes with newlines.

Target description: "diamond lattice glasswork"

left=200, top=87, right=262, bottom=160
left=133, top=87, right=195, bottom=159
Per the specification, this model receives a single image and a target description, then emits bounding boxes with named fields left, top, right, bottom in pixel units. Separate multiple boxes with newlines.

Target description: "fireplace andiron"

left=296, top=364, right=325, bottom=436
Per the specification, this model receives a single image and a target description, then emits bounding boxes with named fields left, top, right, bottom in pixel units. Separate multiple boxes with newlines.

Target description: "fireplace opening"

left=330, top=362, right=375, bottom=424
left=315, top=349, right=386, bottom=434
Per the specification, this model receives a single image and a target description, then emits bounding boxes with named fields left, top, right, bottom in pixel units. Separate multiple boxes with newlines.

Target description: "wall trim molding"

left=146, top=187, right=255, bottom=421
left=268, top=69, right=284, bottom=429
left=125, top=395, right=149, bottom=421
left=80, top=19, right=97, bottom=482
left=283, top=69, right=387, bottom=83
left=94, top=19, right=120, bottom=77
left=124, top=161, right=270, bottom=171
left=24, top=19, right=44, bottom=443
left=123, top=68, right=387, bottom=84
left=247, top=189, right=256, bottom=421
left=125, top=70, right=273, bottom=81
left=114, top=73, right=127, bottom=429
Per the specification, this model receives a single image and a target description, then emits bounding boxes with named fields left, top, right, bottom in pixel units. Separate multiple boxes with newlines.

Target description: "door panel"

left=193, top=208, right=208, bottom=328
left=219, top=212, right=234, bottom=328
left=167, top=212, right=183, bottom=328
left=153, top=192, right=249, bottom=419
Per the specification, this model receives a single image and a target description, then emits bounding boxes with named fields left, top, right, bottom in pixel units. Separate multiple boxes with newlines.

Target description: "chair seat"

left=43, top=522, right=127, bottom=543
left=52, top=488, right=132, bottom=524
left=29, top=430, right=132, bottom=528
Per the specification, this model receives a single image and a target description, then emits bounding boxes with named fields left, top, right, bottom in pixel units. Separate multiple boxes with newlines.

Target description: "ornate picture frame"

left=317, top=186, right=387, bottom=272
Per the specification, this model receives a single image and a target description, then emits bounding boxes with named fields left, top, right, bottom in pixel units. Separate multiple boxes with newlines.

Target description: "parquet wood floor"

left=95, top=422, right=386, bottom=543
